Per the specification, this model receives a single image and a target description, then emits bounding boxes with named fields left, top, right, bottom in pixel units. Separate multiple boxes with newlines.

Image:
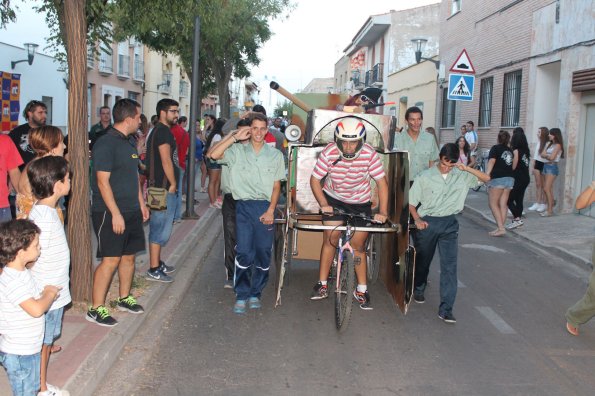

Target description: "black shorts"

left=323, top=192, right=372, bottom=227
left=534, top=160, right=544, bottom=172
left=92, top=210, right=145, bottom=258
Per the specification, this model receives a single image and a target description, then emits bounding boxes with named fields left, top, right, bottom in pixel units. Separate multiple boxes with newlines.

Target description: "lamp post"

left=11, top=43, right=39, bottom=69
left=411, top=38, right=440, bottom=69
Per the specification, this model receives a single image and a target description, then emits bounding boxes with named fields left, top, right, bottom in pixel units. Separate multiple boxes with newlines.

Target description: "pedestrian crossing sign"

left=447, top=73, right=475, bottom=101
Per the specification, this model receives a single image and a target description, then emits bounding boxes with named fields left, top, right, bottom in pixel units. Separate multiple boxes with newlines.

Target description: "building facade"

left=0, top=42, right=68, bottom=132
left=87, top=38, right=144, bottom=128
left=437, top=0, right=595, bottom=214
left=336, top=3, right=441, bottom=115
left=142, top=48, right=191, bottom=120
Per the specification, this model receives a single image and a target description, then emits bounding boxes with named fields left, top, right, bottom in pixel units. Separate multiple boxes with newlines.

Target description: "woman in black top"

left=506, top=127, right=531, bottom=229
left=486, top=130, right=514, bottom=236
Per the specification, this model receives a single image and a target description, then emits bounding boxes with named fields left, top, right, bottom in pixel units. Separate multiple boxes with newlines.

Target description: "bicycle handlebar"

left=320, top=208, right=395, bottom=227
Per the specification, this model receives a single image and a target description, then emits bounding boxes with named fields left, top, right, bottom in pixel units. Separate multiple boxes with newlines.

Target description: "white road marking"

left=461, top=243, right=507, bottom=253
left=476, top=306, right=516, bottom=334
left=458, top=279, right=466, bottom=288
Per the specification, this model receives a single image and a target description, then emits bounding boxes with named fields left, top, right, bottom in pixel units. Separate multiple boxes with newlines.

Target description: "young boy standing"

left=27, top=156, right=71, bottom=396
left=0, top=219, right=61, bottom=396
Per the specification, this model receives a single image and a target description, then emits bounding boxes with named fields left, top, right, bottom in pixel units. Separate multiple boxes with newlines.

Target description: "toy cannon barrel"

left=270, top=81, right=312, bottom=113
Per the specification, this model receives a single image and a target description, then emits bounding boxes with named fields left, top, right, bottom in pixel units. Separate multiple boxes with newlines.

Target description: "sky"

left=1, top=0, right=439, bottom=112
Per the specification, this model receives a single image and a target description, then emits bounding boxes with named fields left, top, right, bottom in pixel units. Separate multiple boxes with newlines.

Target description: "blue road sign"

left=448, top=73, right=475, bottom=101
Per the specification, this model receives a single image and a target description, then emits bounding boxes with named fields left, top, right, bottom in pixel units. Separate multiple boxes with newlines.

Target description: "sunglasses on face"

left=360, top=95, right=375, bottom=104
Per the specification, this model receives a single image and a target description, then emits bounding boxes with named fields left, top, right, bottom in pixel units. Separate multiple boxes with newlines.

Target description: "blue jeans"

left=412, top=215, right=459, bottom=316
left=43, top=307, right=64, bottom=345
left=0, top=352, right=41, bottom=396
left=174, top=168, right=184, bottom=222
left=149, top=192, right=176, bottom=246
left=0, top=206, right=12, bottom=223
left=234, top=200, right=274, bottom=300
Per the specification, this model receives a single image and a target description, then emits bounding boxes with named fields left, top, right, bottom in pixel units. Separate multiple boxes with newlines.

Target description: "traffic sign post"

left=447, top=73, right=475, bottom=101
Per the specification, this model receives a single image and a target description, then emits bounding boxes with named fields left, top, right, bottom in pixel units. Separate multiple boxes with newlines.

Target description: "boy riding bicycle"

left=309, top=116, right=389, bottom=309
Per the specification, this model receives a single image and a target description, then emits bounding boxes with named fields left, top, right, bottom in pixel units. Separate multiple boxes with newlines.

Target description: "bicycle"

left=472, top=149, right=490, bottom=192
left=324, top=208, right=396, bottom=332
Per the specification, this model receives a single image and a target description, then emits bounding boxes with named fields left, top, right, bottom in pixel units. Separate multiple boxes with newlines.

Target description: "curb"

left=64, top=208, right=220, bottom=396
left=462, top=204, right=592, bottom=270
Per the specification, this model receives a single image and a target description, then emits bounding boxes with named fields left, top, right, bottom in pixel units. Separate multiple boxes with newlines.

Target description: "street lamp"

left=11, top=43, right=39, bottom=69
left=411, top=38, right=440, bottom=69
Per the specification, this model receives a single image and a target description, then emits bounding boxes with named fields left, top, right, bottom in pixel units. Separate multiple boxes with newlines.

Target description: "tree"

left=274, top=101, right=293, bottom=118
left=1, top=0, right=112, bottom=302
left=111, top=0, right=293, bottom=118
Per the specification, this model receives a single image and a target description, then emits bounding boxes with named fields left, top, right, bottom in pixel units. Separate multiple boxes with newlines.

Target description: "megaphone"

left=284, top=125, right=301, bottom=142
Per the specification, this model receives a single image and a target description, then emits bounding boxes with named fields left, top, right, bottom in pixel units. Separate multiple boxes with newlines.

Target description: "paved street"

left=96, top=213, right=595, bottom=396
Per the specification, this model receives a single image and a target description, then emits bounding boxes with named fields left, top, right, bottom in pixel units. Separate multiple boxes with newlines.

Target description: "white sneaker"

left=528, top=203, right=539, bottom=211
left=505, top=219, right=524, bottom=230
left=536, top=204, right=547, bottom=213
left=39, top=384, right=70, bottom=396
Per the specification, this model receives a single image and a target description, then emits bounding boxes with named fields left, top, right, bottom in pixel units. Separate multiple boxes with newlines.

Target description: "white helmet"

left=334, top=116, right=366, bottom=159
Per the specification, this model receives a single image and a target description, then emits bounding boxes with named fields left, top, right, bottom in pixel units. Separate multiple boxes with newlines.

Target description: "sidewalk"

left=464, top=190, right=594, bottom=269
left=0, top=195, right=221, bottom=396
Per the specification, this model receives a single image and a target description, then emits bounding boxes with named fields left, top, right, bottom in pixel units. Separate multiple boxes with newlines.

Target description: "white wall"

left=0, top=42, right=68, bottom=132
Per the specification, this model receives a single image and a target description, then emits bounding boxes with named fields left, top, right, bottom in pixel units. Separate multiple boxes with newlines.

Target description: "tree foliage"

left=274, top=100, right=293, bottom=118
left=111, top=0, right=293, bottom=117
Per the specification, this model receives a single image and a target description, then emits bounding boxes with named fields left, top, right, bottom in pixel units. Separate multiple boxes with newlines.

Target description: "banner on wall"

left=1, top=72, right=21, bottom=133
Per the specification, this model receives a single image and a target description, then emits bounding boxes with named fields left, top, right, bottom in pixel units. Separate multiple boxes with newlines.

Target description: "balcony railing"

left=98, top=52, right=113, bottom=74
left=133, top=59, right=144, bottom=81
left=364, top=63, right=384, bottom=87
left=158, top=73, right=172, bottom=94
left=179, top=80, right=189, bottom=98
left=117, top=54, right=130, bottom=78
left=87, top=47, right=95, bottom=69
left=351, top=70, right=364, bottom=89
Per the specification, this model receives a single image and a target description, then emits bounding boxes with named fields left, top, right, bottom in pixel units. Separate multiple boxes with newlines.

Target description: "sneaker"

left=528, top=203, right=540, bottom=211
left=43, top=384, right=70, bottom=396
left=146, top=268, right=174, bottom=283
left=248, top=297, right=261, bottom=309
left=86, top=305, right=118, bottom=327
left=159, top=260, right=176, bottom=274
left=224, top=279, right=234, bottom=289
left=310, top=281, right=328, bottom=300
left=353, top=290, right=373, bottom=310
left=438, top=312, right=457, bottom=324
left=505, top=219, right=524, bottom=230
left=200, top=187, right=207, bottom=193
left=233, top=300, right=247, bottom=314
left=209, top=202, right=222, bottom=209
left=536, top=204, right=547, bottom=213
left=413, top=292, right=425, bottom=304
left=116, top=295, right=144, bottom=314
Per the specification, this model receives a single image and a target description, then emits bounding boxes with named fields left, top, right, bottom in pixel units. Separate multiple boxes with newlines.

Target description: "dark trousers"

left=507, top=176, right=530, bottom=219
left=222, top=194, right=236, bottom=280
left=413, top=215, right=459, bottom=316
left=234, top=200, right=274, bottom=300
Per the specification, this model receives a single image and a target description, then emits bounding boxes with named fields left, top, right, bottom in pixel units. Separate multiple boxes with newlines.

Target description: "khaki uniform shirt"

left=218, top=142, right=285, bottom=201
left=394, top=130, right=439, bottom=181
left=409, top=166, right=480, bottom=217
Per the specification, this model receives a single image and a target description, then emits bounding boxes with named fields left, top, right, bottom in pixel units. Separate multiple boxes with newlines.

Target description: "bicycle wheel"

left=472, top=162, right=484, bottom=192
left=335, top=250, right=356, bottom=332
left=366, top=235, right=379, bottom=283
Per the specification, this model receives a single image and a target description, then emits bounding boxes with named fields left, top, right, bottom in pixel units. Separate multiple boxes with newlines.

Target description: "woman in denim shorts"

left=204, top=118, right=226, bottom=208
left=540, top=128, right=565, bottom=217
left=486, top=130, right=514, bottom=236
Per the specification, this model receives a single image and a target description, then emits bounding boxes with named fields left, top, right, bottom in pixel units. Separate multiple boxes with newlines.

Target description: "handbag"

left=146, top=130, right=168, bottom=211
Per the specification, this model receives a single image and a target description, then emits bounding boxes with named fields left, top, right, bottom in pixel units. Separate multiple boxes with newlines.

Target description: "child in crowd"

left=0, top=219, right=61, bottom=396
left=26, top=156, right=72, bottom=396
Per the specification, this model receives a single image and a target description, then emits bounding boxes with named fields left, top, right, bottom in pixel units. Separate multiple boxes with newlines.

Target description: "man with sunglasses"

left=409, top=143, right=490, bottom=323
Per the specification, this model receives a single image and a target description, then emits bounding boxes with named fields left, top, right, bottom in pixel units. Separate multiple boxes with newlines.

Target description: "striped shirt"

left=0, top=267, right=44, bottom=355
left=312, top=143, right=385, bottom=204
left=29, top=205, right=71, bottom=310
